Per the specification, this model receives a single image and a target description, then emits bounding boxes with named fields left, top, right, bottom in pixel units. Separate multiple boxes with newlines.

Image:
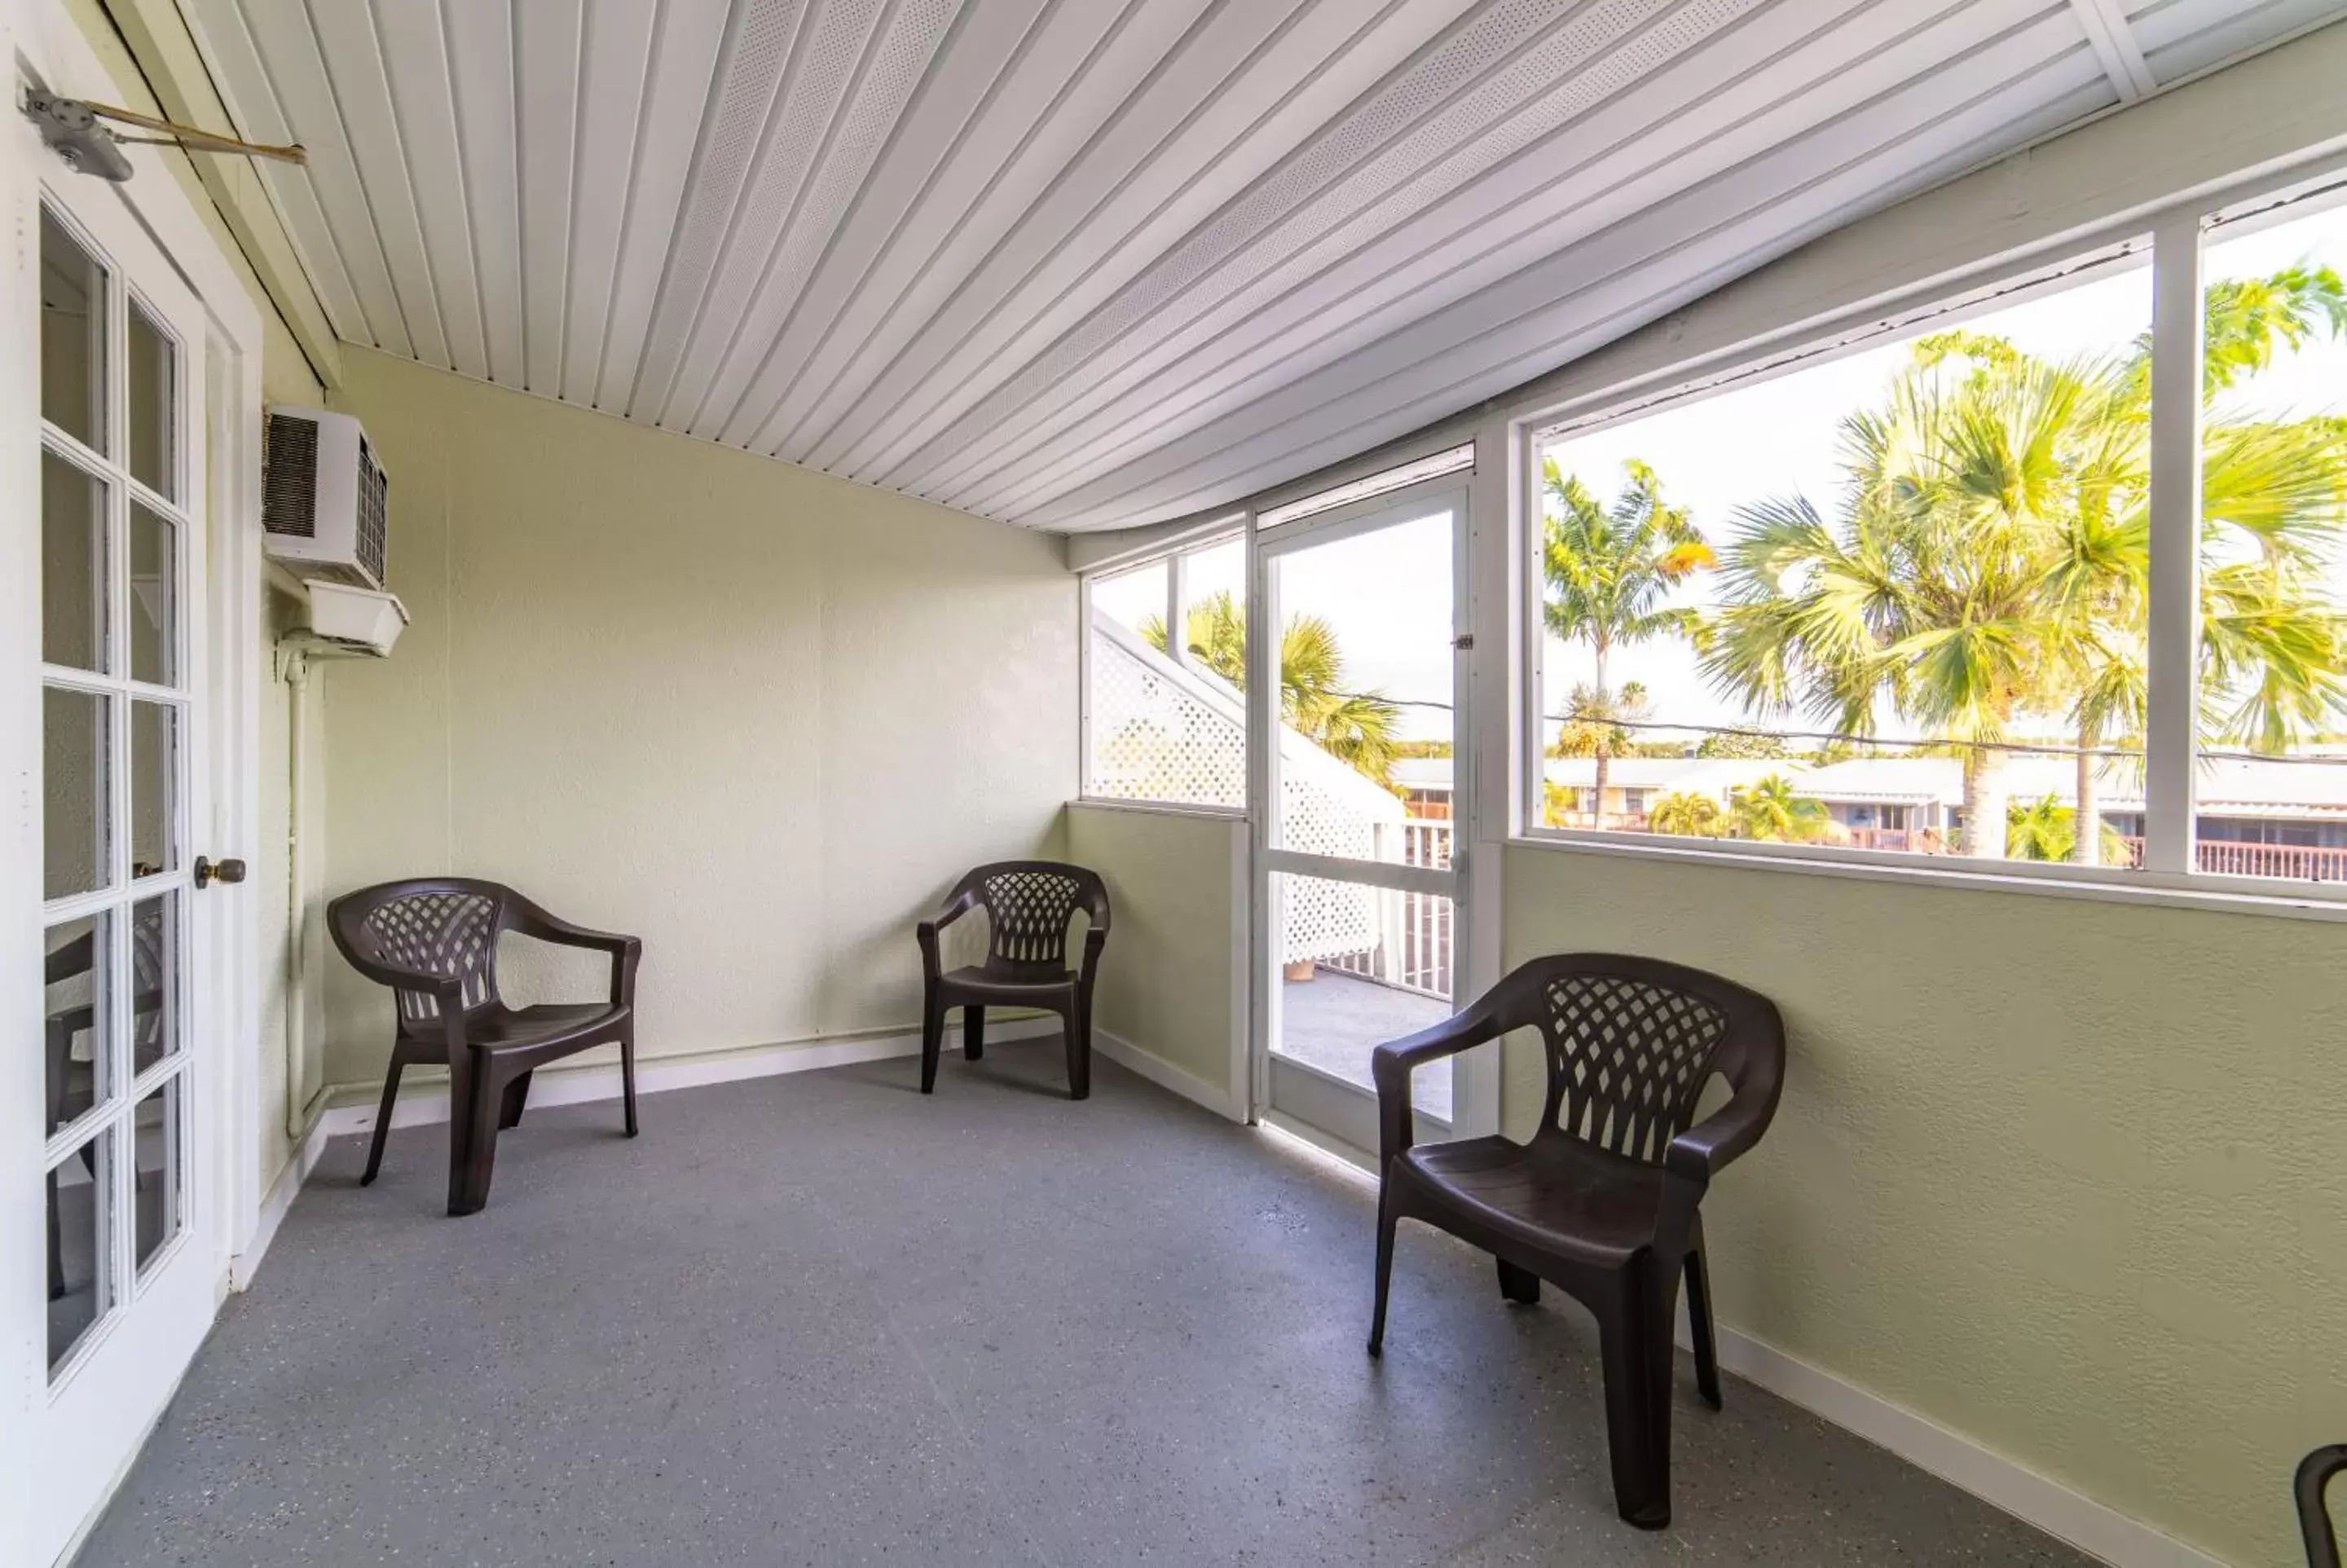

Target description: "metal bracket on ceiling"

left=21, top=90, right=306, bottom=183
left=2063, top=0, right=2158, bottom=102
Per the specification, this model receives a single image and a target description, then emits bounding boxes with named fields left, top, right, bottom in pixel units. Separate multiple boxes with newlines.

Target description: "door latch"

left=195, top=855, right=248, bottom=890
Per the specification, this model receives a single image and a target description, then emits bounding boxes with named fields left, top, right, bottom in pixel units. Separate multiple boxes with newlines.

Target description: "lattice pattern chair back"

left=358, top=888, right=501, bottom=1021
left=979, top=866, right=1090, bottom=971
left=1539, top=967, right=1737, bottom=1164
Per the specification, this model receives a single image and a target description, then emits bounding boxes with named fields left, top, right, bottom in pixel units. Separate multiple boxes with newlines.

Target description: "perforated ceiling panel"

left=180, top=0, right=2347, bottom=534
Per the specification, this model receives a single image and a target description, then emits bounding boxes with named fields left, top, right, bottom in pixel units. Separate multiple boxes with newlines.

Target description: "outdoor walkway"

left=1280, top=969, right=1456, bottom=1120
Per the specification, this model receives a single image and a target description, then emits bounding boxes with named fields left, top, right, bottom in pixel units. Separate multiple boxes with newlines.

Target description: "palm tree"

left=1727, top=773, right=1828, bottom=843
left=1548, top=680, right=1652, bottom=759
left=2006, top=795, right=2131, bottom=864
left=1703, top=269, right=2347, bottom=861
left=1649, top=791, right=1724, bottom=839
left=1543, top=459, right=1713, bottom=826
left=1143, top=589, right=1403, bottom=786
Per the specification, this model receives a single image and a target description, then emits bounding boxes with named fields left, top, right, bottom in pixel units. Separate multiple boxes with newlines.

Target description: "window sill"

left=1069, top=796, right=1248, bottom=823
left=1510, top=829, right=2347, bottom=923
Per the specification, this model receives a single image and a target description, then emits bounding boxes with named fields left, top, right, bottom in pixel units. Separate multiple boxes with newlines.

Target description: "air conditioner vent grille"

left=262, top=412, right=319, bottom=538
left=355, top=438, right=389, bottom=585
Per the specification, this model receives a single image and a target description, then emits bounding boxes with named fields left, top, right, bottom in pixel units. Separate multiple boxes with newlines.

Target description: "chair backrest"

left=959, top=861, right=1108, bottom=974
left=1494, top=954, right=1783, bottom=1165
left=329, top=879, right=513, bottom=1024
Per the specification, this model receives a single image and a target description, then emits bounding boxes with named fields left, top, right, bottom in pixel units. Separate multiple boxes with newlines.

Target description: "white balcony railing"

left=1325, top=819, right=1452, bottom=998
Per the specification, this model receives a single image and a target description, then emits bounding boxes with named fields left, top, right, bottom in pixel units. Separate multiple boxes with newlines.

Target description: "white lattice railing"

left=1325, top=821, right=1453, bottom=998
left=1090, top=614, right=1420, bottom=970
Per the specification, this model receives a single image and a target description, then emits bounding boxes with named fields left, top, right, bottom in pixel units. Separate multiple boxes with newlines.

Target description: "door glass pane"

left=130, top=893, right=178, bottom=1074
left=130, top=500, right=177, bottom=685
left=43, top=914, right=109, bottom=1136
left=127, top=297, right=177, bottom=500
left=1270, top=870, right=1453, bottom=1117
left=47, top=1128, right=113, bottom=1372
left=44, top=687, right=112, bottom=900
left=133, top=1077, right=183, bottom=1275
left=1267, top=509, right=1454, bottom=855
left=42, top=451, right=108, bottom=672
left=130, top=701, right=178, bottom=877
left=40, top=206, right=106, bottom=451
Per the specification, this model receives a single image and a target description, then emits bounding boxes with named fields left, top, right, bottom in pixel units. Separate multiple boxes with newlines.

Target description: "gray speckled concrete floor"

left=80, top=1042, right=2094, bottom=1568
left=1281, top=972, right=1453, bottom=1119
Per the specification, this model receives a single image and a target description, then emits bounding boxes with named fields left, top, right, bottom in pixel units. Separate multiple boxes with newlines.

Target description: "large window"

left=1083, top=533, right=1248, bottom=808
left=1530, top=181, right=2347, bottom=892
left=2191, top=200, right=2347, bottom=881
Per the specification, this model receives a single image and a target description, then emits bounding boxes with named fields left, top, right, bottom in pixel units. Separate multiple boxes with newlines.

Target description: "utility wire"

left=1314, top=686, right=2346, bottom=767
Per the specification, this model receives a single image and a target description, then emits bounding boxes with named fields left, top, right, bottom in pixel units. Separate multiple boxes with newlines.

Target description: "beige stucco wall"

left=316, top=347, right=1076, bottom=1089
left=1502, top=842, right=2347, bottom=1566
left=1065, top=802, right=1246, bottom=1104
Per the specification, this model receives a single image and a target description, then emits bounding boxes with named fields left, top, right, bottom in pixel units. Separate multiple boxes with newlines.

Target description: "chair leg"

left=619, top=1028, right=639, bottom=1138
left=1497, top=1257, right=1542, bottom=1306
left=1367, top=1187, right=1398, bottom=1357
left=1063, top=999, right=1090, bottom=1101
left=1685, top=1232, right=1722, bottom=1410
left=962, top=1005, right=985, bottom=1060
left=497, top=1068, right=534, bottom=1130
left=360, top=1049, right=407, bottom=1187
left=919, top=991, right=944, bottom=1095
left=1596, top=1271, right=1673, bottom=1529
left=448, top=1062, right=504, bottom=1217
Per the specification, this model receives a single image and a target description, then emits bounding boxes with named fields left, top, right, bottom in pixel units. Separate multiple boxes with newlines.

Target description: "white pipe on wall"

left=281, top=650, right=326, bottom=1141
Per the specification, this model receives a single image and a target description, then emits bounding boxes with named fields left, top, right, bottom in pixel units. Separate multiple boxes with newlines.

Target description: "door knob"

left=195, top=855, right=247, bottom=889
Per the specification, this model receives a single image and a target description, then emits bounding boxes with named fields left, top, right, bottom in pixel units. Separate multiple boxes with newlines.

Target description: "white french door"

left=1251, top=485, right=1469, bottom=1156
left=27, top=168, right=218, bottom=1566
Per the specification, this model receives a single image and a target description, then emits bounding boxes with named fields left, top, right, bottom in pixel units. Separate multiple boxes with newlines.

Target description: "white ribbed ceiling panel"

left=180, top=0, right=2347, bottom=532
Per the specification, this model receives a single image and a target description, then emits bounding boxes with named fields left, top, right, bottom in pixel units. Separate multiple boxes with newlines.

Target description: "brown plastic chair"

left=328, top=879, right=641, bottom=1216
left=2303, top=1444, right=2347, bottom=1568
left=917, top=861, right=1108, bottom=1099
left=1367, top=953, right=1786, bottom=1530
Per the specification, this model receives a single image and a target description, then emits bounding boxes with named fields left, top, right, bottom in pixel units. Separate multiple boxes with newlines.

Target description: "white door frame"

left=7, top=3, right=268, bottom=1562
left=1246, top=474, right=1480, bottom=1156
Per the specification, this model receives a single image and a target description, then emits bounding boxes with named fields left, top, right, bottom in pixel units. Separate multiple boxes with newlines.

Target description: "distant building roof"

left=1393, top=751, right=2347, bottom=818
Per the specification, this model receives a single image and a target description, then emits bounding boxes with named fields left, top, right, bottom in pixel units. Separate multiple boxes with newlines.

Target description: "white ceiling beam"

left=2066, top=0, right=2158, bottom=100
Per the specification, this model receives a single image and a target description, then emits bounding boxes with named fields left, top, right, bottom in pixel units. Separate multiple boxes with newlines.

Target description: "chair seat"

left=1395, top=1134, right=1668, bottom=1268
left=402, top=1002, right=629, bottom=1055
left=936, top=965, right=1077, bottom=1003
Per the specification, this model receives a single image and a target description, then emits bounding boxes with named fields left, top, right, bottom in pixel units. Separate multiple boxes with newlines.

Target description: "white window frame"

left=1513, top=151, right=2347, bottom=921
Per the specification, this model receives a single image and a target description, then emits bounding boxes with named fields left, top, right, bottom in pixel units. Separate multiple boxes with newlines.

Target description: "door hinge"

left=1453, top=634, right=1475, bottom=650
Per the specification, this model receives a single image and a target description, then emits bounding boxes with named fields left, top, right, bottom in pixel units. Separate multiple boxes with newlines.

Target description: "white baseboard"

left=231, top=1015, right=1057, bottom=1288
left=231, top=1109, right=333, bottom=1289
left=315, top=1015, right=1061, bottom=1139
left=1094, top=1029, right=1244, bottom=1121
left=1706, top=1325, right=2224, bottom=1568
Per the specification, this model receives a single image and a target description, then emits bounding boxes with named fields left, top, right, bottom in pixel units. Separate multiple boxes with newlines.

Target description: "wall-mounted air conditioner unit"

left=262, top=407, right=389, bottom=591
